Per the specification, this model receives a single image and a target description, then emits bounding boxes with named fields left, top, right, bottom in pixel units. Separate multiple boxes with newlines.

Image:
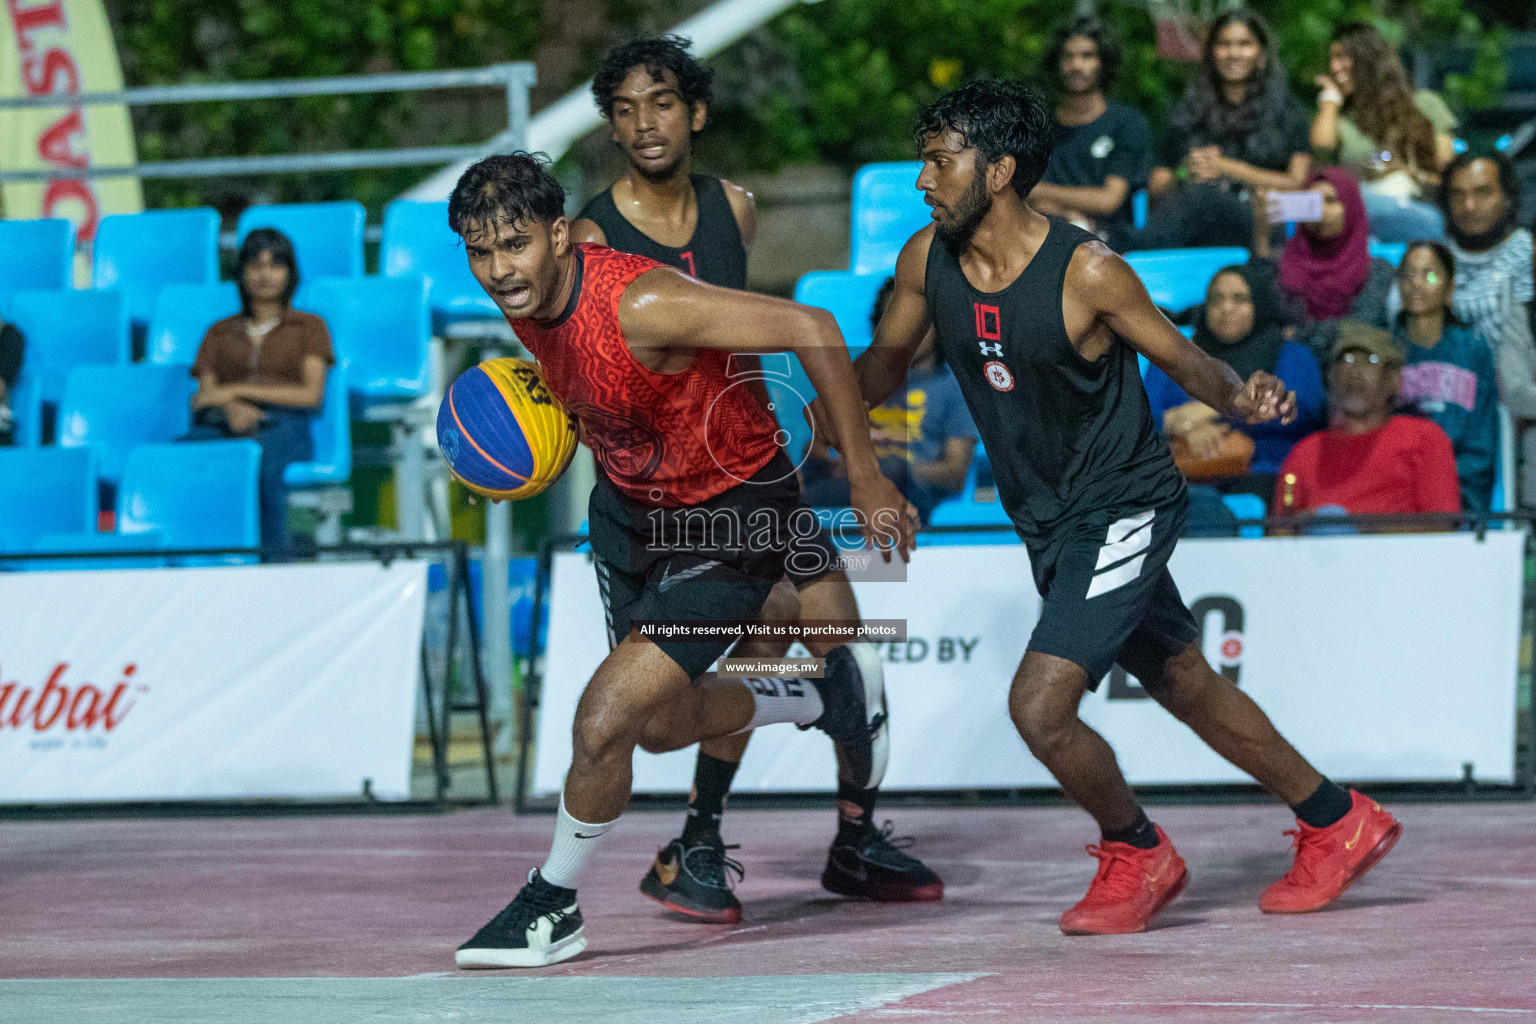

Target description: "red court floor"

left=3, top=799, right=1533, bottom=1022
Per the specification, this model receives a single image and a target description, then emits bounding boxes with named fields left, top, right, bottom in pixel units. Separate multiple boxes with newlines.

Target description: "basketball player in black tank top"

left=813, top=81, right=1401, bottom=934
left=571, top=37, right=941, bottom=924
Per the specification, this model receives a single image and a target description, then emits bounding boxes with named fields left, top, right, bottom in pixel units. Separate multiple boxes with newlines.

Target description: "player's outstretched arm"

left=618, top=267, right=917, bottom=560
left=1077, top=243, right=1296, bottom=426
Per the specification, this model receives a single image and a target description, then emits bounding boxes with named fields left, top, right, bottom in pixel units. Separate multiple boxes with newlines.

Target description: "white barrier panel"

left=534, top=533, right=1524, bottom=796
left=0, top=562, right=428, bottom=803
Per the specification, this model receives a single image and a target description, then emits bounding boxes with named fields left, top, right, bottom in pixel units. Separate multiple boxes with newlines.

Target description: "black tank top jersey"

left=924, top=220, right=1184, bottom=539
left=578, top=175, right=747, bottom=290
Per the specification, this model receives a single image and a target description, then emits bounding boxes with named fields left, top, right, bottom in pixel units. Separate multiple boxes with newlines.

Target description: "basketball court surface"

left=4, top=799, right=1533, bottom=1022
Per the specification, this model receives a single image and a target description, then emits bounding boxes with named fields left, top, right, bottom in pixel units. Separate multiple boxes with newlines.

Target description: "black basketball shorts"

left=588, top=451, right=841, bottom=679
left=1024, top=496, right=1200, bottom=689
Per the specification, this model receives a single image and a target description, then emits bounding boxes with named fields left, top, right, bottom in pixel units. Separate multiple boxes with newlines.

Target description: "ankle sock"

left=834, top=781, right=877, bottom=842
left=1291, top=779, right=1353, bottom=829
left=1102, top=809, right=1160, bottom=850
left=681, top=753, right=739, bottom=845
left=538, top=794, right=618, bottom=890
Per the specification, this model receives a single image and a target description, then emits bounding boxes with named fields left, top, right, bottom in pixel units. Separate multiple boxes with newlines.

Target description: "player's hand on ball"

left=1234, top=371, right=1295, bottom=425
left=850, top=475, right=917, bottom=563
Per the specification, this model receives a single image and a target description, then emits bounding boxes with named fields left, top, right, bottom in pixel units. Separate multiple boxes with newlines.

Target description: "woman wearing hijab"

left=1146, top=263, right=1325, bottom=498
left=1252, top=166, right=1397, bottom=362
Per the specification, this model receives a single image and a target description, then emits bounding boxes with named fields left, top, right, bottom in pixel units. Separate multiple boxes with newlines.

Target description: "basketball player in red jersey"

left=570, top=36, right=941, bottom=922
left=449, top=152, right=924, bottom=969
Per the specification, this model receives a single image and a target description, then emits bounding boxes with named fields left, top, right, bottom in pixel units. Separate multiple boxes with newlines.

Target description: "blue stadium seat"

left=237, top=201, right=366, bottom=280
left=1492, top=404, right=1514, bottom=522
left=0, top=447, right=97, bottom=553
left=793, top=271, right=888, bottom=355
left=93, top=208, right=220, bottom=325
left=284, top=362, right=352, bottom=488
left=118, top=440, right=261, bottom=560
left=8, top=289, right=130, bottom=418
left=57, top=364, right=195, bottom=485
left=1123, top=247, right=1250, bottom=313
left=381, top=200, right=498, bottom=327
left=1132, top=189, right=1149, bottom=229
left=1368, top=240, right=1408, bottom=267
left=0, top=218, right=72, bottom=314
left=1221, top=492, right=1267, bottom=540
left=299, top=276, right=431, bottom=404
left=924, top=453, right=1017, bottom=545
left=850, top=162, right=928, bottom=276
left=8, top=374, right=44, bottom=448
left=146, top=282, right=241, bottom=366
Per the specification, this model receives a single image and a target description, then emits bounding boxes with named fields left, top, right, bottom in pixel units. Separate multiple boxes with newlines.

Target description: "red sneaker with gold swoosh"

left=1260, top=789, right=1402, bottom=914
left=1059, top=825, right=1188, bottom=935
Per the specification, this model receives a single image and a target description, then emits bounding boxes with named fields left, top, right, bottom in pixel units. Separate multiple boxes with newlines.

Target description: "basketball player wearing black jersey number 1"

left=812, top=81, right=1401, bottom=935
left=571, top=36, right=941, bottom=925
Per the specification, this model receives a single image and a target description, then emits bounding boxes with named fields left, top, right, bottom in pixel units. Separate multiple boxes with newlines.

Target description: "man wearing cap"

left=1275, top=320, right=1460, bottom=523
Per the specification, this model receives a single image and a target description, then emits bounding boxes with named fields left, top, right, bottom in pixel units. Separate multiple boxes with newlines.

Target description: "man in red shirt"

left=1277, top=321, right=1460, bottom=520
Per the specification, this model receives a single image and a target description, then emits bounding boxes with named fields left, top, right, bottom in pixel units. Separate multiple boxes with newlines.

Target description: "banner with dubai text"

left=0, top=0, right=142, bottom=246
left=0, top=562, right=428, bottom=803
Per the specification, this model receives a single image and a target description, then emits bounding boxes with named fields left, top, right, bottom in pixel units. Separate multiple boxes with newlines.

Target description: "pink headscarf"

left=1278, top=167, right=1372, bottom=322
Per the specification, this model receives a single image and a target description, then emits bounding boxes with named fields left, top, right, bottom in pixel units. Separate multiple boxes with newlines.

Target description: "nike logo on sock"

left=574, top=832, right=604, bottom=840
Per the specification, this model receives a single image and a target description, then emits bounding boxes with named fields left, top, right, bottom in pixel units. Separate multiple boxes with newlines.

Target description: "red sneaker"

left=1260, top=789, right=1401, bottom=914
left=1059, top=825, right=1188, bottom=935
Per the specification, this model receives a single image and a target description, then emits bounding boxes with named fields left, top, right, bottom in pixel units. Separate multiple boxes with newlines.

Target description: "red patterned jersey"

left=510, top=244, right=779, bottom=506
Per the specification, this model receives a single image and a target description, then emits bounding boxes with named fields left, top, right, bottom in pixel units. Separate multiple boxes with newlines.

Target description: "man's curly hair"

left=592, top=35, right=714, bottom=119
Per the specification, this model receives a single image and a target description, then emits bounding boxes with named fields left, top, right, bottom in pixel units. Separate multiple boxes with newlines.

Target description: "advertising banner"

left=534, top=533, right=1524, bottom=795
left=0, top=561, right=427, bottom=803
left=0, top=0, right=143, bottom=245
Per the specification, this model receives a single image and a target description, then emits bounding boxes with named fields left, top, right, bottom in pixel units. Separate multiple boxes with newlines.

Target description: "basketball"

left=436, top=357, right=579, bottom=501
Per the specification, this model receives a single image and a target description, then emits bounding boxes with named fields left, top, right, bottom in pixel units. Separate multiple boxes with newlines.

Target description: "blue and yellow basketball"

left=436, top=357, right=579, bottom=500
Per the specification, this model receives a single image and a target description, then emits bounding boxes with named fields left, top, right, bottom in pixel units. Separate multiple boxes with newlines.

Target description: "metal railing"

left=0, top=63, right=536, bottom=184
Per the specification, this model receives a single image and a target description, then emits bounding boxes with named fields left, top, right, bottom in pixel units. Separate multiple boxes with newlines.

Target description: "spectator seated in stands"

left=186, top=228, right=332, bottom=559
left=1145, top=263, right=1323, bottom=498
left=0, top=312, right=21, bottom=446
left=1310, top=22, right=1457, bottom=244
left=1425, top=152, right=1536, bottom=506
left=1276, top=320, right=1459, bottom=525
left=1028, top=16, right=1151, bottom=250
left=1394, top=241, right=1497, bottom=513
left=1252, top=167, right=1395, bottom=362
left=801, top=280, right=978, bottom=524
left=1120, top=9, right=1310, bottom=252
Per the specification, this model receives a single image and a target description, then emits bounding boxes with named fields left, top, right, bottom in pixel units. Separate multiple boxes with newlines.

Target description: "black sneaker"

left=822, top=821, right=944, bottom=902
left=639, top=832, right=745, bottom=924
left=456, top=869, right=586, bottom=968
left=806, top=644, right=889, bottom=789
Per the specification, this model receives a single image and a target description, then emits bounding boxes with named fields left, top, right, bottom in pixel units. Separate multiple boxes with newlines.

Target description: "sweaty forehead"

left=461, top=216, right=537, bottom=247
left=922, top=129, right=973, bottom=158
left=614, top=65, right=682, bottom=101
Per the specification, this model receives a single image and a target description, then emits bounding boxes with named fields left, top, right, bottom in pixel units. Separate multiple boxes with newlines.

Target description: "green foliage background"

left=105, top=0, right=542, bottom=211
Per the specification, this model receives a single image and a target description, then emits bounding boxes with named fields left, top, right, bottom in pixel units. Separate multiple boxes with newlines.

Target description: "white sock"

left=539, top=794, right=618, bottom=891
left=732, top=677, right=824, bottom=734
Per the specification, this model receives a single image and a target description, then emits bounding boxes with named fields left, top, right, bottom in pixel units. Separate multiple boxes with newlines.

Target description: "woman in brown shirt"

left=187, top=227, right=333, bottom=557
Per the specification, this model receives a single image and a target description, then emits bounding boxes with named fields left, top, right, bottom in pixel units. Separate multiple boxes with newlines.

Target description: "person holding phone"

left=1310, top=23, right=1457, bottom=243
left=1251, top=167, right=1396, bottom=363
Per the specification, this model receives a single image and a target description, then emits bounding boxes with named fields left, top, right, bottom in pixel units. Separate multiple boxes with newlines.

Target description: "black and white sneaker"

left=807, top=643, right=889, bottom=789
left=638, top=831, right=745, bottom=924
left=455, top=869, right=586, bottom=968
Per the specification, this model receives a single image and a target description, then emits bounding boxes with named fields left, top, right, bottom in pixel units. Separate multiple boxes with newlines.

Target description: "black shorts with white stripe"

left=1023, top=494, right=1200, bottom=690
left=588, top=451, right=841, bottom=680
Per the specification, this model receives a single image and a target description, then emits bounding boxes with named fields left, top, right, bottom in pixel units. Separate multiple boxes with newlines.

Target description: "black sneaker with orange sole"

left=639, top=832, right=744, bottom=924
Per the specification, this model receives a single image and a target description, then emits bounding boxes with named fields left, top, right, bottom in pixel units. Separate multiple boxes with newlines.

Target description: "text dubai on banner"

left=0, top=0, right=143, bottom=245
left=0, top=562, right=427, bottom=803
left=534, top=532, right=1524, bottom=795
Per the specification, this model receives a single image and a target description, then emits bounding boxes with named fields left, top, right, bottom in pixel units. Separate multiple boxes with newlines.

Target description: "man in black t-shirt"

left=1029, top=17, right=1151, bottom=249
